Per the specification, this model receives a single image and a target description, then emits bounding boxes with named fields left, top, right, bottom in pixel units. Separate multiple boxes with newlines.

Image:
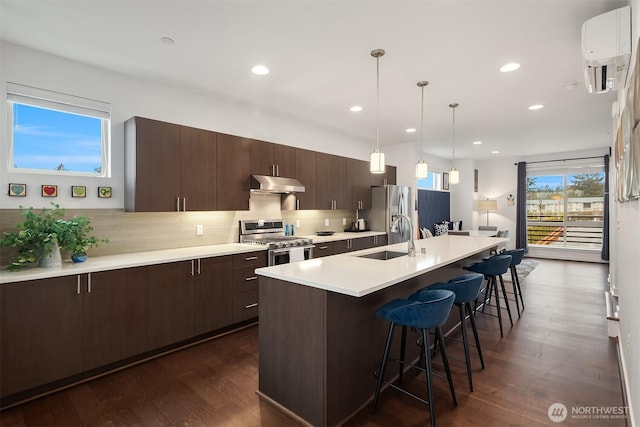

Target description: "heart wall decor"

left=8, top=183, right=27, bottom=197
left=41, top=185, right=58, bottom=197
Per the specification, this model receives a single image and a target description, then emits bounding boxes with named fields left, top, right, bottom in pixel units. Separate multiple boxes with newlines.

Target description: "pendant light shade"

left=415, top=81, right=429, bottom=179
left=370, top=49, right=386, bottom=174
left=449, top=103, right=460, bottom=185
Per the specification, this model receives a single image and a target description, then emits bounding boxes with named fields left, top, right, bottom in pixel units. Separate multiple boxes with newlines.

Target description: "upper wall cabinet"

left=316, top=153, right=348, bottom=210
left=371, top=165, right=397, bottom=187
left=217, top=133, right=251, bottom=211
left=250, top=139, right=295, bottom=177
left=293, top=148, right=317, bottom=210
left=346, top=158, right=373, bottom=210
left=124, top=117, right=217, bottom=212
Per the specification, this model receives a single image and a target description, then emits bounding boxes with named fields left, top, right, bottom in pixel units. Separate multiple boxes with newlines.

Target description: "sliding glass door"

left=526, top=172, right=604, bottom=249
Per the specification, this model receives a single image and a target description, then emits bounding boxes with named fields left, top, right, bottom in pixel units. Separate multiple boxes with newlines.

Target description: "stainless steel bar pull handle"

left=183, top=197, right=186, bottom=212
left=245, top=303, right=258, bottom=309
left=77, top=275, right=81, bottom=295
left=87, top=273, right=92, bottom=293
left=276, top=164, right=279, bottom=176
left=296, top=199, right=300, bottom=210
left=319, top=246, right=328, bottom=250
left=245, top=276, right=258, bottom=281
left=176, top=197, right=180, bottom=212
left=190, top=260, right=195, bottom=276
left=197, top=258, right=201, bottom=275
left=245, top=256, right=258, bottom=261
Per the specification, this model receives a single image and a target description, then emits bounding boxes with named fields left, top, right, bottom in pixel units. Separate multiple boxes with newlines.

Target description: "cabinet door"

left=148, top=261, right=195, bottom=349
left=217, top=133, right=251, bottom=210
left=127, top=117, right=181, bottom=212
left=350, top=236, right=376, bottom=251
left=273, top=144, right=295, bottom=177
left=195, top=256, right=233, bottom=335
left=371, top=165, right=397, bottom=187
left=1, top=276, right=83, bottom=397
left=83, top=267, right=148, bottom=371
left=180, top=126, right=217, bottom=211
left=347, top=158, right=372, bottom=210
left=316, top=153, right=347, bottom=209
left=292, top=148, right=317, bottom=210
left=250, top=139, right=275, bottom=176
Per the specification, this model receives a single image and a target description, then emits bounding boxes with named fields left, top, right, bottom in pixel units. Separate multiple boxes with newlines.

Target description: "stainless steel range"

left=239, top=219, right=314, bottom=265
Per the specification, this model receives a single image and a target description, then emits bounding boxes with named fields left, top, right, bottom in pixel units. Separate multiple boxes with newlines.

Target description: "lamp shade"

left=415, top=160, right=428, bottom=179
left=370, top=151, right=385, bottom=174
left=477, top=199, right=498, bottom=211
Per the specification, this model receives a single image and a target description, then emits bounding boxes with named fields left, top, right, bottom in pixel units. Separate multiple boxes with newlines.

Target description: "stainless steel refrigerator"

left=369, top=185, right=413, bottom=244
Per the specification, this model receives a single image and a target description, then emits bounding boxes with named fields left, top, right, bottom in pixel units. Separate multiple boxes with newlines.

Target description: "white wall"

left=612, top=1, right=640, bottom=424
left=0, top=41, right=372, bottom=210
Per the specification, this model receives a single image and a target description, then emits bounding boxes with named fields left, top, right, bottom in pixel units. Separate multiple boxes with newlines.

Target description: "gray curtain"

left=601, top=154, right=610, bottom=260
left=516, top=162, right=528, bottom=251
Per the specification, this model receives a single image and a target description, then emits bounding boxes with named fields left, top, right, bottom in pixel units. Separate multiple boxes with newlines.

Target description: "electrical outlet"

left=196, top=224, right=204, bottom=236
left=324, top=218, right=330, bottom=227
left=296, top=219, right=301, bottom=228
left=342, top=218, right=346, bottom=225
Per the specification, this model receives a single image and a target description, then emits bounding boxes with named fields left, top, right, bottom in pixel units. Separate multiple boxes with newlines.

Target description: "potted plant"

left=58, top=215, right=108, bottom=263
left=0, top=204, right=107, bottom=271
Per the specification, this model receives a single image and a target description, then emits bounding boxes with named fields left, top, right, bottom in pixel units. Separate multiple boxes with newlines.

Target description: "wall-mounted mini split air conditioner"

left=581, top=5, right=631, bottom=94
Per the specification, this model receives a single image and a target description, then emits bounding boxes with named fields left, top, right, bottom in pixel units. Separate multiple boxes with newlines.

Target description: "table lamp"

left=478, top=199, right=498, bottom=226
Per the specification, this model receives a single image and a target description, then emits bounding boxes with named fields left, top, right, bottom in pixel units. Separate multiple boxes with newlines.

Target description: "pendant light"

left=370, top=49, right=385, bottom=174
left=415, top=81, right=429, bottom=179
left=448, top=102, right=460, bottom=185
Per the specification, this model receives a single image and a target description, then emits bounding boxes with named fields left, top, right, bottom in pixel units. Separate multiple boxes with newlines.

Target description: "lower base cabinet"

left=148, top=261, right=195, bottom=350
left=83, top=267, right=149, bottom=371
left=314, top=235, right=388, bottom=257
left=1, top=276, right=84, bottom=397
left=195, top=256, right=233, bottom=335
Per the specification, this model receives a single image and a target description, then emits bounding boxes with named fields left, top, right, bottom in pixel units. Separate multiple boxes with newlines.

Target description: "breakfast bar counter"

left=256, top=235, right=506, bottom=426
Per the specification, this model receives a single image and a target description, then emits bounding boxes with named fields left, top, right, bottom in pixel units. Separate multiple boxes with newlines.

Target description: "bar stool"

left=464, top=254, right=513, bottom=337
left=410, top=273, right=485, bottom=392
left=372, top=290, right=456, bottom=427
left=502, top=249, right=526, bottom=317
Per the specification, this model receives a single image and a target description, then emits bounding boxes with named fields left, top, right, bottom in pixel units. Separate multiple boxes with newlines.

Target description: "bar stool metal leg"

left=510, top=266, right=521, bottom=318
left=458, top=303, right=473, bottom=391
left=467, top=302, right=485, bottom=369
left=421, top=329, right=436, bottom=427
left=373, top=322, right=395, bottom=413
left=498, top=274, right=514, bottom=326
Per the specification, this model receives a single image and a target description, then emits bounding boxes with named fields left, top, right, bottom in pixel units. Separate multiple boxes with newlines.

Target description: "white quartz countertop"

left=0, top=243, right=266, bottom=284
left=256, top=235, right=508, bottom=297
left=301, top=230, right=386, bottom=243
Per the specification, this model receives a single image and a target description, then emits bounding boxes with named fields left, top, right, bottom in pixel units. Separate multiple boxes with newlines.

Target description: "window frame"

left=6, top=82, right=111, bottom=178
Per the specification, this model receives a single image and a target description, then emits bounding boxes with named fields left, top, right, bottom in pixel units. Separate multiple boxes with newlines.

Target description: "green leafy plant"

left=0, top=203, right=108, bottom=271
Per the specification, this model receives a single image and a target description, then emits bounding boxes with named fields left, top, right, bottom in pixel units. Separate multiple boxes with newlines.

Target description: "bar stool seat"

left=464, top=254, right=513, bottom=337
left=372, top=290, right=456, bottom=427
left=411, top=273, right=485, bottom=392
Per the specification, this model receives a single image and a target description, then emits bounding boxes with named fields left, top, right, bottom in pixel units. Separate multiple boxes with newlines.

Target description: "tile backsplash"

left=0, top=193, right=358, bottom=263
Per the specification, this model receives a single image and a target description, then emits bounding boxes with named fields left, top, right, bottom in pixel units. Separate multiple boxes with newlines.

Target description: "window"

left=526, top=163, right=605, bottom=250
left=7, top=83, right=110, bottom=176
left=417, top=171, right=442, bottom=190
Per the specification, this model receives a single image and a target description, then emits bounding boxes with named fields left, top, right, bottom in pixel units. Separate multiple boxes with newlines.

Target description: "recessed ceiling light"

left=500, top=62, right=520, bottom=72
left=528, top=104, right=544, bottom=110
left=251, top=65, right=270, bottom=75
left=472, top=141, right=482, bottom=145
left=350, top=106, right=363, bottom=112
left=406, top=128, right=416, bottom=133
left=491, top=150, right=500, bottom=154
left=160, top=36, right=174, bottom=45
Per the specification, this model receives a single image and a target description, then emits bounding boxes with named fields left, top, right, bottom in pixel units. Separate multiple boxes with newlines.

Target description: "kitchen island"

left=256, top=234, right=507, bottom=427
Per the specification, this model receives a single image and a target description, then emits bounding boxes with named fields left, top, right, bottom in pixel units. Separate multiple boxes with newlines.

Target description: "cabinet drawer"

left=232, top=291, right=259, bottom=323
left=314, top=240, right=347, bottom=257
left=233, top=266, right=259, bottom=295
left=232, top=251, right=267, bottom=269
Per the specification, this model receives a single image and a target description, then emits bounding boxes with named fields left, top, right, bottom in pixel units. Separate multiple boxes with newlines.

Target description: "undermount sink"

left=357, top=250, right=407, bottom=261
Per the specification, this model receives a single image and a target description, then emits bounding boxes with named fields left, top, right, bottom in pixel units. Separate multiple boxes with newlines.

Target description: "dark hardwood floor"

left=0, top=259, right=626, bottom=426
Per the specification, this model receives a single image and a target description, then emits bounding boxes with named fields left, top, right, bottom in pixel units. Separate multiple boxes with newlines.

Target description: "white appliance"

left=581, top=5, right=631, bottom=94
left=369, top=185, right=413, bottom=244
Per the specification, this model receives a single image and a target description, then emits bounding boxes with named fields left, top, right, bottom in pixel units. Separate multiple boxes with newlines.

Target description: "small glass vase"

left=71, top=253, right=88, bottom=263
left=39, top=241, right=62, bottom=268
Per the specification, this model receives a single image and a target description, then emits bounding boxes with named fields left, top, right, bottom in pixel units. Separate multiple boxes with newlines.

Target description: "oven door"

left=269, top=245, right=314, bottom=266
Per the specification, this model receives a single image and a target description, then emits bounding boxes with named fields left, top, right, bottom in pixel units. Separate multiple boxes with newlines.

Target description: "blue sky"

left=12, top=103, right=102, bottom=172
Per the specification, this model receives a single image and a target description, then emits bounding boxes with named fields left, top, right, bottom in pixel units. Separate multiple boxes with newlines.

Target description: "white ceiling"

left=0, top=0, right=628, bottom=160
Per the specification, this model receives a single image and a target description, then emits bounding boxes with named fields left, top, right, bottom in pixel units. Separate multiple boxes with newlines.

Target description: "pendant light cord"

left=449, top=103, right=458, bottom=168
left=376, top=54, right=380, bottom=153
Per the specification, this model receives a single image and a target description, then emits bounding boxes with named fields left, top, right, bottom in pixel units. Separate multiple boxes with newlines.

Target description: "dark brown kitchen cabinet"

left=251, top=139, right=295, bottom=177
left=217, top=133, right=251, bottom=211
left=347, top=158, right=373, bottom=210
left=287, top=148, right=317, bottom=210
left=316, top=153, right=348, bottom=210
left=232, top=251, right=267, bottom=323
left=83, top=267, right=148, bottom=371
left=314, top=240, right=347, bottom=257
left=124, top=117, right=217, bottom=212
left=349, top=234, right=388, bottom=251
left=1, top=276, right=83, bottom=398
left=371, top=165, right=397, bottom=187
left=194, top=256, right=233, bottom=335
left=148, top=261, right=195, bottom=349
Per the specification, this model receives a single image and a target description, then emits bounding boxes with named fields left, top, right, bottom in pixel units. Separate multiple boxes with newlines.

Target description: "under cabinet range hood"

left=250, top=175, right=305, bottom=193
